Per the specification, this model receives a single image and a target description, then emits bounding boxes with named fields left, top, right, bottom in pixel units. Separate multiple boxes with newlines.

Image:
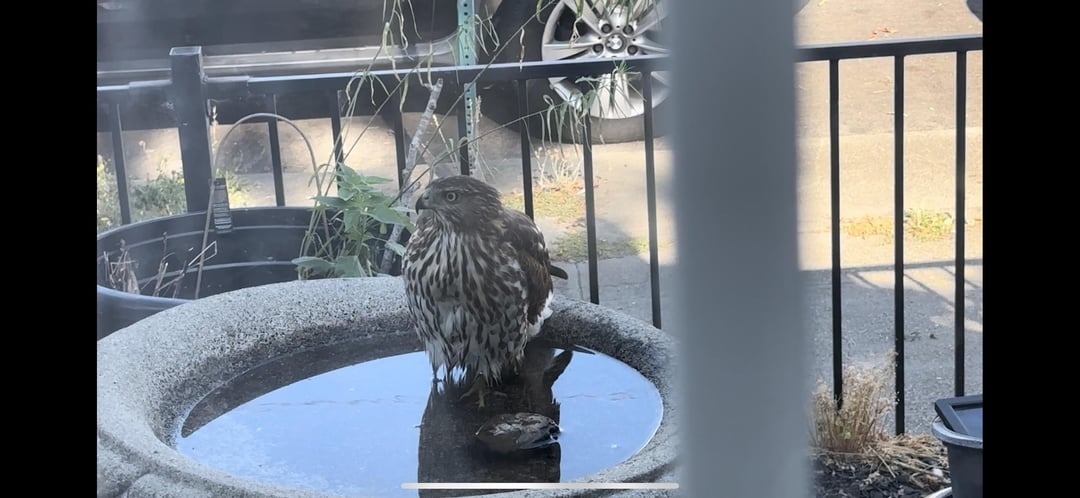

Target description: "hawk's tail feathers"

left=549, top=264, right=569, bottom=279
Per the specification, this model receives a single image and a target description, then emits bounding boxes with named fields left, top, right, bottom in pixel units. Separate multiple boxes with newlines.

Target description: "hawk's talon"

left=460, top=387, right=486, bottom=409
left=459, top=375, right=503, bottom=408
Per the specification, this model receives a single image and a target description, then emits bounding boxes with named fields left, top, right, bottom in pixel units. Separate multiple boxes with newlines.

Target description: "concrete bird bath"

left=97, top=278, right=678, bottom=497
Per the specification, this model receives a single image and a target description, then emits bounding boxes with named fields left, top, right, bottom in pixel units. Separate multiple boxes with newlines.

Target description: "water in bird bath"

left=177, top=337, right=663, bottom=497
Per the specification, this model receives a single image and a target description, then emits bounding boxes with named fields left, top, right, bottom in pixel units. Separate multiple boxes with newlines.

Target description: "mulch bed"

left=812, top=434, right=951, bottom=497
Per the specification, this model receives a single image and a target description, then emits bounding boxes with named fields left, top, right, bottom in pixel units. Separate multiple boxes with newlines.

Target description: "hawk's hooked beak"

left=415, top=194, right=429, bottom=213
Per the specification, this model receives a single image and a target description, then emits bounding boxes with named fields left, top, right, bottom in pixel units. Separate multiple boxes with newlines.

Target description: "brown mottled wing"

left=499, top=208, right=560, bottom=325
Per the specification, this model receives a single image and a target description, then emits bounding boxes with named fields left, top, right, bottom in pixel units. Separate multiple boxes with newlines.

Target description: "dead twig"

left=152, top=259, right=171, bottom=296
left=194, top=178, right=216, bottom=299
left=152, top=241, right=218, bottom=298
left=104, top=242, right=140, bottom=294
left=869, top=446, right=897, bottom=479
left=147, top=233, right=170, bottom=296
left=888, top=457, right=935, bottom=477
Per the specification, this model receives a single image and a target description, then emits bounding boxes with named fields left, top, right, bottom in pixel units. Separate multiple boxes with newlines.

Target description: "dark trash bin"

left=932, top=395, right=983, bottom=498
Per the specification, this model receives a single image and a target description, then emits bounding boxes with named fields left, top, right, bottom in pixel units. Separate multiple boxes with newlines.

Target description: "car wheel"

left=482, top=0, right=671, bottom=144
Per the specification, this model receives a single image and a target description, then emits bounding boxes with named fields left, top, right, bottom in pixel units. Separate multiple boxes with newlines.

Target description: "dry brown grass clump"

left=809, top=355, right=952, bottom=495
left=873, top=434, right=951, bottom=487
left=810, top=355, right=895, bottom=453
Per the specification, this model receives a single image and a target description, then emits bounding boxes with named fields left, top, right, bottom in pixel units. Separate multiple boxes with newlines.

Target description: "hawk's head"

left=415, top=175, right=503, bottom=229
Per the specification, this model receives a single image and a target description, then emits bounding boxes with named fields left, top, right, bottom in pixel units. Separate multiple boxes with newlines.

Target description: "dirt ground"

left=813, top=439, right=951, bottom=498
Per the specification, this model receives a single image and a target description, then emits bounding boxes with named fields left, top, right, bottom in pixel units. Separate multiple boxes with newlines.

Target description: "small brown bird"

left=415, top=342, right=574, bottom=493
left=402, top=175, right=568, bottom=407
left=474, top=412, right=561, bottom=454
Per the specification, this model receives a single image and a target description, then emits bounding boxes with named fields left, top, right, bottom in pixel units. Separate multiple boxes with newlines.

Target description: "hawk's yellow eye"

left=444, top=192, right=459, bottom=202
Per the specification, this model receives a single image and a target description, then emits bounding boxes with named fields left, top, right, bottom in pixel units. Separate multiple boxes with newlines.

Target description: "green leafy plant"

left=97, top=155, right=249, bottom=233
left=293, top=166, right=414, bottom=278
left=98, top=155, right=121, bottom=232
left=842, top=208, right=960, bottom=242
left=129, top=169, right=188, bottom=219
left=903, top=208, right=955, bottom=241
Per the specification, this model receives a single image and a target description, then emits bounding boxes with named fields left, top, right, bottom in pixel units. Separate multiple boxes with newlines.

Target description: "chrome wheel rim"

left=541, top=0, right=670, bottom=121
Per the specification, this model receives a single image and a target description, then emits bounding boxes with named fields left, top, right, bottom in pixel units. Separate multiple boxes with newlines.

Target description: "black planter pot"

left=97, top=207, right=405, bottom=339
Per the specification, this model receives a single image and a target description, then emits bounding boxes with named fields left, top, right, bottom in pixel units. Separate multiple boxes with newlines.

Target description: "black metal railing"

left=96, top=34, right=982, bottom=434
left=797, top=34, right=982, bottom=434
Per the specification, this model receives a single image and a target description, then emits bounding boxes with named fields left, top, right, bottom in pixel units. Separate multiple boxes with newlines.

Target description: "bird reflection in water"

left=416, top=341, right=576, bottom=497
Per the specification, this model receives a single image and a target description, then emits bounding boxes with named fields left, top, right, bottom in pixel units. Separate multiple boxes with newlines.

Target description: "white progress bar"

left=402, top=483, right=679, bottom=490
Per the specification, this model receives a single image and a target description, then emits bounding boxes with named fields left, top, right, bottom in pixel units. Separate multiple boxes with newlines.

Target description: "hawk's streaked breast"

left=402, top=175, right=564, bottom=385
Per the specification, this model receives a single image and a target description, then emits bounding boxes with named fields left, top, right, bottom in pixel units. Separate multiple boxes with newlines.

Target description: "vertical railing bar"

left=829, top=59, right=843, bottom=408
left=109, top=104, right=132, bottom=225
left=390, top=92, right=408, bottom=190
left=328, top=90, right=345, bottom=169
left=515, top=79, right=535, bottom=219
left=642, top=72, right=662, bottom=329
left=457, top=99, right=471, bottom=176
left=582, top=117, right=599, bottom=305
left=169, top=47, right=213, bottom=213
left=267, top=95, right=286, bottom=206
left=893, top=55, right=906, bottom=435
left=954, top=50, right=967, bottom=397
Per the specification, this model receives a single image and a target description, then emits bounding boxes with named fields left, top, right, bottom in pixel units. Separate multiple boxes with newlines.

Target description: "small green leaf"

left=343, top=190, right=370, bottom=208
left=343, top=210, right=365, bottom=233
left=345, top=230, right=371, bottom=243
left=338, top=187, right=356, bottom=201
left=292, top=257, right=334, bottom=274
left=311, top=196, right=346, bottom=208
left=292, top=256, right=328, bottom=266
left=363, top=176, right=394, bottom=184
left=385, top=241, right=407, bottom=256
left=333, top=255, right=363, bottom=278
left=337, top=165, right=364, bottom=184
left=368, top=204, right=412, bottom=226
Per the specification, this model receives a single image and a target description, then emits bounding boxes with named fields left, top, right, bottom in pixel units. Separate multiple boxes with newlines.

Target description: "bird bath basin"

left=177, top=344, right=662, bottom=496
left=97, top=278, right=677, bottom=497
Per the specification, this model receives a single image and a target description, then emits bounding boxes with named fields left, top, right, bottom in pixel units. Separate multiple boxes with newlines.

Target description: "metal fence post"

left=457, top=0, right=478, bottom=175
left=170, top=46, right=213, bottom=212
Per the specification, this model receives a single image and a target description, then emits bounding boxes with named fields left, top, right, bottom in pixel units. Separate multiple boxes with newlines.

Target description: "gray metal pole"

left=671, top=0, right=808, bottom=496
left=169, top=47, right=213, bottom=212
left=458, top=0, right=478, bottom=174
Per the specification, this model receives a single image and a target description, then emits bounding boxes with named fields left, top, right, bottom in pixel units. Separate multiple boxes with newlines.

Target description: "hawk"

left=402, top=175, right=568, bottom=407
